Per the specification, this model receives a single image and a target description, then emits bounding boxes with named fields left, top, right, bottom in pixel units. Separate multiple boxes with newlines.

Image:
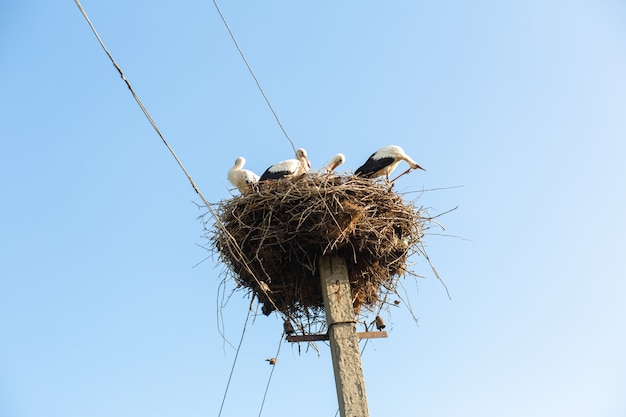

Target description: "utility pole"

left=320, top=256, right=370, bottom=417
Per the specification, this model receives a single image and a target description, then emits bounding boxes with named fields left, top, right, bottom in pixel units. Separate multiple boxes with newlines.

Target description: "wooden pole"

left=320, top=256, right=370, bottom=417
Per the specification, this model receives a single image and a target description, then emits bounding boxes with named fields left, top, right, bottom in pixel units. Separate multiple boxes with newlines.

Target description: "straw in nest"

left=208, top=174, right=429, bottom=329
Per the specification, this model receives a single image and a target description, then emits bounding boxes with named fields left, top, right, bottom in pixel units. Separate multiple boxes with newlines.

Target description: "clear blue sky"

left=1, top=1, right=625, bottom=416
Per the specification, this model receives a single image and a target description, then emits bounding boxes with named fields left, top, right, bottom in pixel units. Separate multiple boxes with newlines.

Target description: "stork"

left=227, top=156, right=260, bottom=194
left=354, top=145, right=425, bottom=181
left=323, top=153, right=346, bottom=174
left=259, top=148, right=311, bottom=181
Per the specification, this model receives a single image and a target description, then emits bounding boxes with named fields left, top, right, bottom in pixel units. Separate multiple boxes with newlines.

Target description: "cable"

left=210, top=0, right=296, bottom=154
left=218, top=306, right=252, bottom=417
left=74, top=0, right=285, bottom=317
left=74, top=0, right=211, bottom=209
left=257, top=333, right=284, bottom=417
left=73, top=6, right=301, bottom=414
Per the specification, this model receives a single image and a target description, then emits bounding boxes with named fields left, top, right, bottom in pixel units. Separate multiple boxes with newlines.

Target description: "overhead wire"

left=73, top=0, right=287, bottom=322
left=73, top=2, right=298, bottom=414
left=218, top=305, right=253, bottom=417
left=257, top=333, right=285, bottom=417
left=210, top=0, right=296, bottom=154
left=73, top=0, right=210, bottom=209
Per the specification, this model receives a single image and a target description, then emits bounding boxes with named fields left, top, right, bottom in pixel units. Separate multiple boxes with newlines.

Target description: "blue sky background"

left=1, top=1, right=625, bottom=416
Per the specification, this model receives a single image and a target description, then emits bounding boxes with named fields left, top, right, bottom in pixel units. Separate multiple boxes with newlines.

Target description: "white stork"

left=323, top=153, right=346, bottom=174
left=259, top=148, right=311, bottom=181
left=227, top=156, right=260, bottom=194
left=354, top=145, right=425, bottom=181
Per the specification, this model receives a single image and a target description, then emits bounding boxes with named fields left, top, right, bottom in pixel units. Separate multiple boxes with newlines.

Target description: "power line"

left=210, top=0, right=296, bottom=154
left=73, top=4, right=298, bottom=414
left=218, top=306, right=252, bottom=417
left=73, top=0, right=211, bottom=209
left=73, top=0, right=286, bottom=318
left=258, top=333, right=284, bottom=417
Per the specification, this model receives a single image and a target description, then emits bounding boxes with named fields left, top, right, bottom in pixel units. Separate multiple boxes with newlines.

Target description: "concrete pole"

left=320, top=256, right=370, bottom=417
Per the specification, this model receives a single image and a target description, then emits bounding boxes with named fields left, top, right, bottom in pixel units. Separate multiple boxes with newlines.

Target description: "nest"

left=208, top=174, right=429, bottom=330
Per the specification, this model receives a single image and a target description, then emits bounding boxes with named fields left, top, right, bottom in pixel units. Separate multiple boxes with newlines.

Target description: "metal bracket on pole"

left=286, top=331, right=388, bottom=343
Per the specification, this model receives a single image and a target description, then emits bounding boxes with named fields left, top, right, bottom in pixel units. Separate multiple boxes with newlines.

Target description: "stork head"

left=411, top=162, right=426, bottom=171
left=324, top=153, right=345, bottom=173
left=296, top=148, right=311, bottom=169
left=233, top=156, right=246, bottom=168
left=390, top=146, right=424, bottom=171
left=329, top=153, right=345, bottom=171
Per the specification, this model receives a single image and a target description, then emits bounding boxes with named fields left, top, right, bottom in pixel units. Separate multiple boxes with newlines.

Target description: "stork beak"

left=414, top=163, right=426, bottom=171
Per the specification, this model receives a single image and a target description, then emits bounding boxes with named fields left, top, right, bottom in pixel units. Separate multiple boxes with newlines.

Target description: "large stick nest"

left=208, top=174, right=429, bottom=327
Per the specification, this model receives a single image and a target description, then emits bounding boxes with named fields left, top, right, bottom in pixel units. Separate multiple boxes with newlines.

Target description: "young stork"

left=227, top=157, right=260, bottom=194
left=323, top=153, right=346, bottom=174
left=354, top=145, right=425, bottom=181
left=259, top=148, right=311, bottom=181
